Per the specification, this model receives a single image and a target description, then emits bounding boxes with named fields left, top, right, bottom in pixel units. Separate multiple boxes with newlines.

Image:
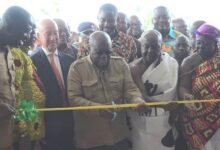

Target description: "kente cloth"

left=129, top=52, right=179, bottom=150
left=182, top=53, right=220, bottom=150
left=11, top=48, right=45, bottom=141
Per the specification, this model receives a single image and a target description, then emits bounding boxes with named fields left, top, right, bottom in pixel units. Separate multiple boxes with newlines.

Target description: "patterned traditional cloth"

left=11, top=48, right=45, bottom=141
left=182, top=53, right=220, bottom=150
left=112, top=31, right=137, bottom=62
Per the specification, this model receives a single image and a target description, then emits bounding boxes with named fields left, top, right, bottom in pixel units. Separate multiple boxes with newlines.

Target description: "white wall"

left=0, top=0, right=219, bottom=31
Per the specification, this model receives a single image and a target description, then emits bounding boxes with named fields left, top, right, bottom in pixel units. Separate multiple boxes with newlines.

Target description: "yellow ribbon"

left=35, top=99, right=220, bottom=112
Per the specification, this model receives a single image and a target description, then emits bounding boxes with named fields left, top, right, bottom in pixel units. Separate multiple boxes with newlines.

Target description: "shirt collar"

left=41, top=47, right=58, bottom=56
left=87, top=55, right=110, bottom=72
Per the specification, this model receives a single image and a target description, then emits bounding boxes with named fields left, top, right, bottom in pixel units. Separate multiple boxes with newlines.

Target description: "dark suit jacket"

left=31, top=47, right=75, bottom=143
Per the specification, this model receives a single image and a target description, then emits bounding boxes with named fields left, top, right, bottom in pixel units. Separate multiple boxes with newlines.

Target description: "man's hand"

left=0, top=103, right=15, bottom=120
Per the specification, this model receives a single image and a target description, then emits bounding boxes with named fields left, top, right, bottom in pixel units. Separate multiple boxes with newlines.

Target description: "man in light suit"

left=31, top=18, right=75, bottom=150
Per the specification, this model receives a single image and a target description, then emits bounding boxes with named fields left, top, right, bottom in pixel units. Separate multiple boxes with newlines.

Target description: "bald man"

left=31, top=19, right=75, bottom=150
left=129, top=30, right=178, bottom=150
left=68, top=31, right=146, bottom=150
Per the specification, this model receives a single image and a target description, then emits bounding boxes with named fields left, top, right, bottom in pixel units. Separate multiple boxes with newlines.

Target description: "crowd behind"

left=0, top=3, right=219, bottom=150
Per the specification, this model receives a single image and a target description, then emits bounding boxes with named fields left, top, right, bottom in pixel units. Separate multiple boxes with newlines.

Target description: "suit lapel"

left=39, top=48, right=51, bottom=69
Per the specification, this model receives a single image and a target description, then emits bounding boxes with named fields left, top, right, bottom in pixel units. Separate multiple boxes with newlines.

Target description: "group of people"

left=0, top=3, right=219, bottom=150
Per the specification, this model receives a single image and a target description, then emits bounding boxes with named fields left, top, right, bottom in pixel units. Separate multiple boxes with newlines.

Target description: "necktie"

left=48, top=53, right=66, bottom=102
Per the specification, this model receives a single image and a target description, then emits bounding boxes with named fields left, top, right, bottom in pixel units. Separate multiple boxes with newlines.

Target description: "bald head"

left=37, top=18, right=59, bottom=52
left=140, top=30, right=162, bottom=45
left=89, top=31, right=112, bottom=69
left=89, top=31, right=112, bottom=50
left=140, top=30, right=162, bottom=64
left=38, top=18, right=58, bottom=32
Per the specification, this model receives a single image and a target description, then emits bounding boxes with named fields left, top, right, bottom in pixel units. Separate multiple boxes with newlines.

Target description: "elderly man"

left=68, top=31, right=146, bottom=150
left=179, top=24, right=220, bottom=150
left=0, top=6, right=36, bottom=150
left=31, top=19, right=75, bottom=150
left=129, top=30, right=179, bottom=150
left=127, top=15, right=143, bottom=39
left=153, top=6, right=181, bottom=57
left=98, top=3, right=137, bottom=62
